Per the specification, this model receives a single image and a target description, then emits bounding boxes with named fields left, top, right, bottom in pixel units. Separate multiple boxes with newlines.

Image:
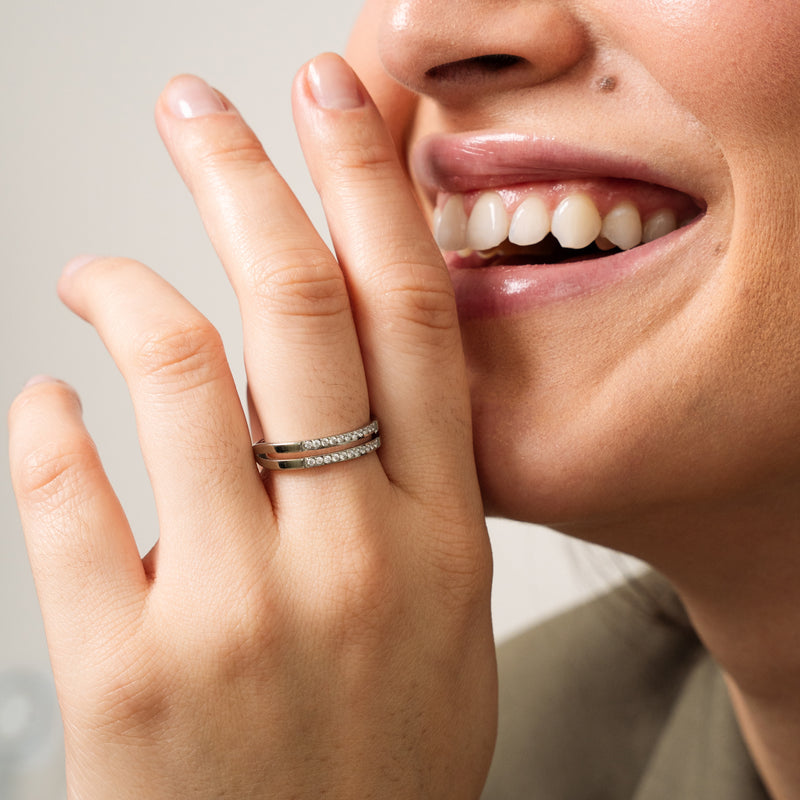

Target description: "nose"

left=377, top=0, right=589, bottom=103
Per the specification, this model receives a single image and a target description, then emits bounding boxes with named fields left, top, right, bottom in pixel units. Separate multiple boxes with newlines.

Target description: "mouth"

left=412, top=133, right=708, bottom=315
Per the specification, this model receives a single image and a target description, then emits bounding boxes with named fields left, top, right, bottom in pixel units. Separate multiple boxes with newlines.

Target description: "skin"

left=7, top=1, right=800, bottom=798
left=347, top=0, right=800, bottom=795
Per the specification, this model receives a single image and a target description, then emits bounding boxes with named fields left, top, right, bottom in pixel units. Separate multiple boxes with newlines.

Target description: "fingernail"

left=21, top=376, right=81, bottom=410
left=165, top=75, right=227, bottom=119
left=23, top=374, right=59, bottom=389
left=63, top=254, right=99, bottom=278
left=307, top=54, right=364, bottom=111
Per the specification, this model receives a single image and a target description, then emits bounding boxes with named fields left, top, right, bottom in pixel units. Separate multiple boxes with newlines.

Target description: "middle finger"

left=155, top=76, right=372, bottom=466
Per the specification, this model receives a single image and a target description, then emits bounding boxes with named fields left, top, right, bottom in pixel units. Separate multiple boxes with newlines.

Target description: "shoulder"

left=483, top=572, right=771, bottom=800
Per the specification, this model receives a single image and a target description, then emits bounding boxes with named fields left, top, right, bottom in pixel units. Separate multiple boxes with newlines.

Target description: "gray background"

left=1, top=1, right=636, bottom=796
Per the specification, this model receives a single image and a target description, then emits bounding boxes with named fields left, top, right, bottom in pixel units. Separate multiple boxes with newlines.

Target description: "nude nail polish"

left=307, top=53, right=364, bottom=110
left=166, top=75, right=226, bottom=119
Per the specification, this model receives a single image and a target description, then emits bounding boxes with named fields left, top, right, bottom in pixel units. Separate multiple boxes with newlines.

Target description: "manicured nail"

left=23, top=374, right=59, bottom=389
left=21, top=376, right=81, bottom=409
left=63, top=254, right=99, bottom=278
left=307, top=54, right=364, bottom=111
left=165, top=75, right=227, bottom=119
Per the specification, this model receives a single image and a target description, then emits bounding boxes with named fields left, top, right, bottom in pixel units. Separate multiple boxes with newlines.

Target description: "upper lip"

left=410, top=131, right=705, bottom=208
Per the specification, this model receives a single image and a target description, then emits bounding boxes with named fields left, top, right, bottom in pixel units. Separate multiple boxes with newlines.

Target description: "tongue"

left=470, top=235, right=614, bottom=267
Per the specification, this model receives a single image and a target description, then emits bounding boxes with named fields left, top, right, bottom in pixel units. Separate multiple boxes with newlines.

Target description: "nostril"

left=425, top=54, right=526, bottom=82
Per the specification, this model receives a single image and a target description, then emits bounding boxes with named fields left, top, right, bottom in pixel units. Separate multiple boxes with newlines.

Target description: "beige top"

left=482, top=573, right=770, bottom=799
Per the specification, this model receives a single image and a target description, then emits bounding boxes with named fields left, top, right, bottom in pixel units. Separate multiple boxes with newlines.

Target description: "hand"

left=8, top=54, right=496, bottom=799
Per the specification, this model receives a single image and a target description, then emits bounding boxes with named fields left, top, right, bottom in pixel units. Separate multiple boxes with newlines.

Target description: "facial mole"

left=597, top=76, right=618, bottom=93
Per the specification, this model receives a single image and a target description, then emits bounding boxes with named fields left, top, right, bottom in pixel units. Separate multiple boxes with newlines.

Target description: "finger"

left=292, top=55, right=473, bottom=485
left=8, top=377, right=146, bottom=646
left=154, top=76, right=373, bottom=468
left=57, top=256, right=269, bottom=556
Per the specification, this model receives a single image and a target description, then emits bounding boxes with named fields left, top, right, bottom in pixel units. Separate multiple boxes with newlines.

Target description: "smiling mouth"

left=433, top=179, right=704, bottom=268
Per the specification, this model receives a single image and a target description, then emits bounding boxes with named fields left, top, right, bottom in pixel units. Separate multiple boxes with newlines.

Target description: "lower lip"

left=446, top=221, right=700, bottom=318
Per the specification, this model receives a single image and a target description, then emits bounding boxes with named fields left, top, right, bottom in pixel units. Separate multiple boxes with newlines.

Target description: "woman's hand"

left=8, top=54, right=497, bottom=799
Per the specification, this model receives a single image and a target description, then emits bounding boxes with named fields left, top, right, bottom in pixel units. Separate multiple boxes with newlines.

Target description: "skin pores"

left=346, top=0, right=800, bottom=546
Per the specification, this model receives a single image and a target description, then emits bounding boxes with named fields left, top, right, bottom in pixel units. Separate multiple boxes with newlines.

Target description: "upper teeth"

left=433, top=191, right=681, bottom=254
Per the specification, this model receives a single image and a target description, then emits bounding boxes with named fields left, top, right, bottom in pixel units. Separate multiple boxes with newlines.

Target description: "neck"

left=562, top=479, right=800, bottom=799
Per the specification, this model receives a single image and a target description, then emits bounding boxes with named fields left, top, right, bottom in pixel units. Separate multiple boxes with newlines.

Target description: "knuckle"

left=129, top=318, right=227, bottom=392
left=196, top=127, right=271, bottom=176
left=88, top=650, right=171, bottom=742
left=315, top=540, right=401, bottom=646
left=371, top=260, right=457, bottom=341
left=16, top=437, right=98, bottom=512
left=325, top=137, right=397, bottom=178
left=205, top=581, right=283, bottom=665
left=244, top=250, right=352, bottom=325
left=339, top=554, right=396, bottom=624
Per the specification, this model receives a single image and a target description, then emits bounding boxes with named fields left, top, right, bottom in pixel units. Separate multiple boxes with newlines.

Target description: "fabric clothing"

left=482, top=573, right=771, bottom=799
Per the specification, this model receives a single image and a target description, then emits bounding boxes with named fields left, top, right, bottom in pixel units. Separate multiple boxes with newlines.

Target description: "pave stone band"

left=253, top=420, right=380, bottom=471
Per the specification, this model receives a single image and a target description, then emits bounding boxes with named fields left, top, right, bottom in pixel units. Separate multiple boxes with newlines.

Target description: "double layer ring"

left=253, top=419, right=380, bottom=470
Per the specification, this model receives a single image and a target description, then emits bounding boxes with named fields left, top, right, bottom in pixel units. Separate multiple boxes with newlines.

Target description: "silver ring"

left=253, top=420, right=380, bottom=471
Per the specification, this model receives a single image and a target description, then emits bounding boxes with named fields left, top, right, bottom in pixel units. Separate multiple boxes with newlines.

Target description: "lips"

left=411, top=133, right=707, bottom=316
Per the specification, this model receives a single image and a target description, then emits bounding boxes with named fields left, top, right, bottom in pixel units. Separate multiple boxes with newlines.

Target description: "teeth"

left=434, top=195, right=468, bottom=251
left=509, top=196, right=550, bottom=246
left=600, top=201, right=643, bottom=251
left=642, top=209, right=678, bottom=243
left=551, top=194, right=602, bottom=249
left=435, top=191, right=686, bottom=255
left=466, top=192, right=509, bottom=251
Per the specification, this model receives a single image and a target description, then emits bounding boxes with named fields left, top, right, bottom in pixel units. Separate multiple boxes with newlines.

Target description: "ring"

left=253, top=420, right=380, bottom=470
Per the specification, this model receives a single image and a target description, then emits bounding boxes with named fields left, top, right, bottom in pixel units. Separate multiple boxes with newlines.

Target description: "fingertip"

left=63, top=254, right=100, bottom=279
left=9, top=376, right=85, bottom=498
left=305, top=53, right=366, bottom=111
left=57, top=254, right=101, bottom=317
left=11, top=375, right=81, bottom=425
left=17, top=374, right=78, bottom=402
left=159, top=74, right=231, bottom=121
left=58, top=253, right=100, bottom=292
left=23, top=373, right=62, bottom=390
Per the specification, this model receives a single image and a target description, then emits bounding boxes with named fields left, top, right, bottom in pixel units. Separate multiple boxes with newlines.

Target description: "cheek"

left=606, top=0, right=800, bottom=146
